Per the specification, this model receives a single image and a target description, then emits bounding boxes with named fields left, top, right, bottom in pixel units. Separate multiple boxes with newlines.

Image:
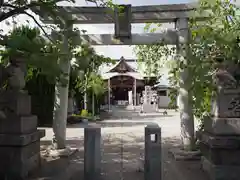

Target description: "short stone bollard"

left=144, top=124, right=162, bottom=180
left=84, top=125, right=101, bottom=180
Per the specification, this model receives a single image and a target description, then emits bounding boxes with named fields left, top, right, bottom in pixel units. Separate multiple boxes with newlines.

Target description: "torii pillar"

left=175, top=18, right=195, bottom=150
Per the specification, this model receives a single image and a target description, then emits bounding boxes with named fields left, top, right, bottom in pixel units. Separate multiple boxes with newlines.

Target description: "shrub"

left=80, top=109, right=88, bottom=117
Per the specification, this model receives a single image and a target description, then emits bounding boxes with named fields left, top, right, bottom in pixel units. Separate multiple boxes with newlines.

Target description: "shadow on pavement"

left=29, top=137, right=209, bottom=180
left=66, top=113, right=174, bottom=128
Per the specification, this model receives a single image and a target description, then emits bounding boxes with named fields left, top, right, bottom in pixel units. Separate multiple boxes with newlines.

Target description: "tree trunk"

left=84, top=90, right=87, bottom=110
left=92, top=92, right=95, bottom=116
left=84, top=75, right=88, bottom=110
left=176, top=18, right=195, bottom=151
left=52, top=22, right=72, bottom=150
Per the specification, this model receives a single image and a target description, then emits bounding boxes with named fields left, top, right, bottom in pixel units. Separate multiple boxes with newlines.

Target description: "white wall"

left=158, top=96, right=171, bottom=108
left=157, top=89, right=174, bottom=108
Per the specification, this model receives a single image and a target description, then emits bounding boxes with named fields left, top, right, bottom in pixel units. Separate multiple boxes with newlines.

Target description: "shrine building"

left=99, top=56, right=172, bottom=107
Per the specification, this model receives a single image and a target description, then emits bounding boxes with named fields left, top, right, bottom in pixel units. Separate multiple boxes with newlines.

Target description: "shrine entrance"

left=102, top=57, right=145, bottom=105
left=103, top=57, right=145, bottom=106
left=110, top=75, right=144, bottom=105
left=111, top=75, right=133, bottom=101
left=112, top=87, right=128, bottom=101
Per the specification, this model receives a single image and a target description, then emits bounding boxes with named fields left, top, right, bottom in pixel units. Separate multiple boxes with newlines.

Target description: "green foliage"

left=80, top=109, right=88, bottom=117
left=26, top=71, right=55, bottom=126
left=88, top=72, right=107, bottom=96
left=134, top=0, right=240, bottom=123
left=73, top=44, right=114, bottom=96
left=0, top=25, right=61, bottom=82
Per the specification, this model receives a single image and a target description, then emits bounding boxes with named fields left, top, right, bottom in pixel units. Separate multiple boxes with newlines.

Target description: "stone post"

left=175, top=18, right=195, bottom=150
left=144, top=124, right=162, bottom=180
left=84, top=125, right=101, bottom=180
left=199, top=63, right=240, bottom=180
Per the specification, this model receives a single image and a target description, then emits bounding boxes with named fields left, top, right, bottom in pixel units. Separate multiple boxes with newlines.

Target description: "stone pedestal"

left=0, top=91, right=45, bottom=179
left=199, top=89, right=240, bottom=180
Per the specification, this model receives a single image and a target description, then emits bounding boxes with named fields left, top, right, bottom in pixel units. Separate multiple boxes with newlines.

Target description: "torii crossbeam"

left=33, top=3, right=208, bottom=45
left=34, top=3, right=207, bottom=24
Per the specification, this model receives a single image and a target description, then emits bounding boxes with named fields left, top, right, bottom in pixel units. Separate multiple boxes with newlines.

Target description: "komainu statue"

left=0, top=55, right=26, bottom=90
left=213, top=61, right=240, bottom=89
left=0, top=54, right=27, bottom=119
left=6, top=55, right=27, bottom=90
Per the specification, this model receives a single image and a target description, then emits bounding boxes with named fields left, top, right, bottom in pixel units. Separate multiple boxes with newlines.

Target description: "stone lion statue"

left=0, top=54, right=27, bottom=119
left=214, top=62, right=240, bottom=89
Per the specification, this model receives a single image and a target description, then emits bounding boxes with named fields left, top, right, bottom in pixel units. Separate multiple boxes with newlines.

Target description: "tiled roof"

left=99, top=60, right=170, bottom=86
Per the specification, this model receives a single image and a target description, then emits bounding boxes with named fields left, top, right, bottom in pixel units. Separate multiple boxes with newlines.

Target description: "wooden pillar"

left=133, top=78, right=137, bottom=106
left=108, top=78, right=111, bottom=111
left=175, top=18, right=195, bottom=150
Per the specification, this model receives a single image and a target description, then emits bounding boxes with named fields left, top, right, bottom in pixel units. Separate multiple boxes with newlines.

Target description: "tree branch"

left=22, top=11, right=54, bottom=43
left=0, top=0, right=68, bottom=22
left=0, top=2, right=38, bottom=22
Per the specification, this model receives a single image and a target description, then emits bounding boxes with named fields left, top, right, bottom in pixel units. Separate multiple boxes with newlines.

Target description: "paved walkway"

left=31, top=106, right=209, bottom=180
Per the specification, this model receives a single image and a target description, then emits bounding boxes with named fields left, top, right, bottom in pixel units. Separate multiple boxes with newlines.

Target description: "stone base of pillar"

left=204, top=117, right=240, bottom=135
left=0, top=130, right=45, bottom=180
left=201, top=156, right=240, bottom=180
left=48, top=147, right=78, bottom=157
left=168, top=148, right=201, bottom=161
left=199, top=131, right=240, bottom=180
left=0, top=91, right=45, bottom=180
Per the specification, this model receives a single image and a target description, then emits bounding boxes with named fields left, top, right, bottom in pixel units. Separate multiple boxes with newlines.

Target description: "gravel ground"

left=30, top=106, right=209, bottom=180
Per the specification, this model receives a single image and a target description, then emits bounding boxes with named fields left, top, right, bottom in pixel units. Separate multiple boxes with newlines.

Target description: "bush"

left=80, top=109, right=88, bottom=117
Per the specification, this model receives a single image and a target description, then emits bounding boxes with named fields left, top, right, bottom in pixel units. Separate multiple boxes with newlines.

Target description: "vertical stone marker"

left=84, top=125, right=101, bottom=180
left=144, top=124, right=162, bottom=180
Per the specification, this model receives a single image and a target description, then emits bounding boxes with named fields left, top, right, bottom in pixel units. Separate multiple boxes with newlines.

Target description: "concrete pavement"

left=33, top=106, right=208, bottom=180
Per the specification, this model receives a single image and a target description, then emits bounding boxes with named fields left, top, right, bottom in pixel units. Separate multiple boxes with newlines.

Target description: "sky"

left=1, top=0, right=195, bottom=60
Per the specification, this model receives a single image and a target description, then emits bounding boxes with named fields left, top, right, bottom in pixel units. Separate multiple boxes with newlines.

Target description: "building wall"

left=157, top=89, right=177, bottom=108
left=158, top=96, right=171, bottom=108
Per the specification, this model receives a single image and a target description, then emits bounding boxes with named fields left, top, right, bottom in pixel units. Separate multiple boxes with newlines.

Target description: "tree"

left=134, top=0, right=240, bottom=150
left=0, top=25, right=61, bottom=80
left=73, top=44, right=113, bottom=114
left=0, top=0, right=77, bottom=43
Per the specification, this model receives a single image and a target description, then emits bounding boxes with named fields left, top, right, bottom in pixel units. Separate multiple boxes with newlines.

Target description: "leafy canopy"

left=134, top=0, right=240, bottom=124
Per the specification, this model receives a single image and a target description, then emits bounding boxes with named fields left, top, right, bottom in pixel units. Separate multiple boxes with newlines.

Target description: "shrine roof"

left=99, top=58, right=170, bottom=87
left=107, top=56, right=137, bottom=73
left=101, top=72, right=144, bottom=80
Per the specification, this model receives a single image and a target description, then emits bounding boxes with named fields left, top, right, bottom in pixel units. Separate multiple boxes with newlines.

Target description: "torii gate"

left=33, top=3, right=207, bottom=149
